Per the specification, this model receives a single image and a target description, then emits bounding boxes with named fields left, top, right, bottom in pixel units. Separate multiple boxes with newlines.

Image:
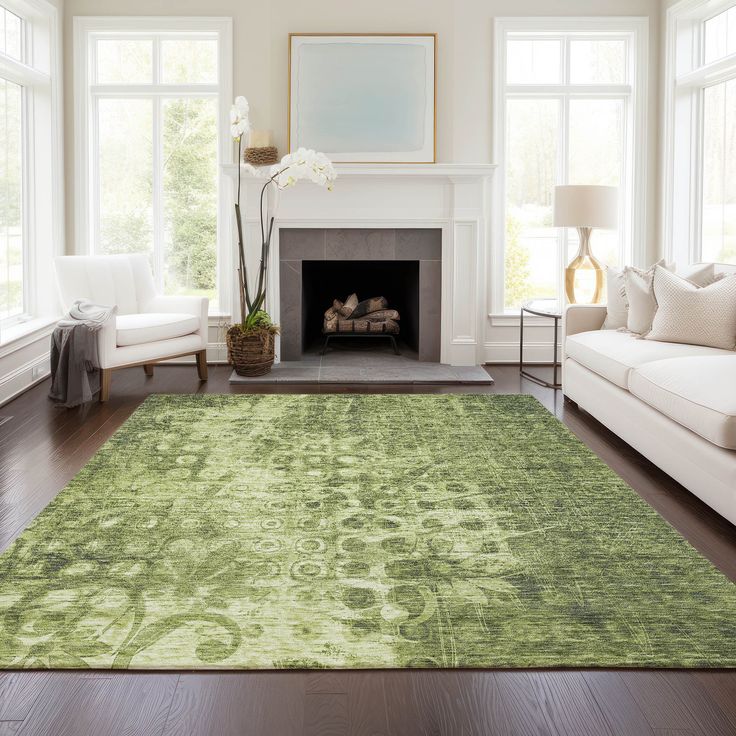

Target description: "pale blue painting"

left=290, top=36, right=435, bottom=162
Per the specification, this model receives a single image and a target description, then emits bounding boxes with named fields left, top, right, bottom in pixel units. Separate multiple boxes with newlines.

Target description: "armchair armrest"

left=96, top=311, right=119, bottom=369
left=143, top=295, right=209, bottom=347
left=563, top=304, right=607, bottom=339
left=144, top=294, right=209, bottom=318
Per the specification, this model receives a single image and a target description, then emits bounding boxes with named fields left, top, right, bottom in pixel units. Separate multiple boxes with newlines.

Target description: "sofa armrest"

left=563, top=304, right=607, bottom=339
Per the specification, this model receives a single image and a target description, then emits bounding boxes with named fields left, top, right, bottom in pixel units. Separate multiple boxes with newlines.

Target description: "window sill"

left=0, top=316, right=59, bottom=358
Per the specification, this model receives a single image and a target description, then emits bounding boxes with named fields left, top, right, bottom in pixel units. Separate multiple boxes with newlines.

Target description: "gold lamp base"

left=565, top=227, right=604, bottom=304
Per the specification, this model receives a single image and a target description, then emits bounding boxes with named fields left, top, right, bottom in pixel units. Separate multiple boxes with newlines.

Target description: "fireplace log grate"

left=320, top=332, right=400, bottom=356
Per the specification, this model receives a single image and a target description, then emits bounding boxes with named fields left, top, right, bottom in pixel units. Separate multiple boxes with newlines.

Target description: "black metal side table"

left=519, top=299, right=562, bottom=389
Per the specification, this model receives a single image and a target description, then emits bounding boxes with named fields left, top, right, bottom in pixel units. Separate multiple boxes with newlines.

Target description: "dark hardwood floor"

left=1, top=363, right=735, bottom=736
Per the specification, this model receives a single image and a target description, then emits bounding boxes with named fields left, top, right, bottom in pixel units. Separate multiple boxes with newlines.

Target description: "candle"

left=249, top=130, right=272, bottom=148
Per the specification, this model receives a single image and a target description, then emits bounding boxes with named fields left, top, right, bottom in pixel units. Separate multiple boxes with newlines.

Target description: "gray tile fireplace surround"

left=279, top=228, right=442, bottom=362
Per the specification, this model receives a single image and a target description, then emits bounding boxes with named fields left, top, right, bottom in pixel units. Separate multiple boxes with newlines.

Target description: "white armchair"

left=54, top=254, right=208, bottom=401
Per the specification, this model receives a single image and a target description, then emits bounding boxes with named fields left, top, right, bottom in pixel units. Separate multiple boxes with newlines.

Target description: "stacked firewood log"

left=323, top=294, right=400, bottom=334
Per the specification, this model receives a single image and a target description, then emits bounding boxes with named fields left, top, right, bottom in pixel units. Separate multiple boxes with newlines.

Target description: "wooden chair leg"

left=143, top=364, right=154, bottom=377
left=99, top=369, right=111, bottom=402
left=196, top=350, right=208, bottom=381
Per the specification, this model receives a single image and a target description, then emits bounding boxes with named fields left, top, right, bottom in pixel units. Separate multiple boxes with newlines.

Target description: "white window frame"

left=73, top=16, right=233, bottom=315
left=491, top=17, right=648, bottom=316
left=662, top=0, right=736, bottom=266
left=0, top=0, right=63, bottom=337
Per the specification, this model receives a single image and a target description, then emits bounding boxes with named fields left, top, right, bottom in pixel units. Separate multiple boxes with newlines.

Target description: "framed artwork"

left=289, top=33, right=436, bottom=163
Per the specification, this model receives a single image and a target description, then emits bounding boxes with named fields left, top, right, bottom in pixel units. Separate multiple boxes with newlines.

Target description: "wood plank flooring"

left=0, top=363, right=735, bottom=736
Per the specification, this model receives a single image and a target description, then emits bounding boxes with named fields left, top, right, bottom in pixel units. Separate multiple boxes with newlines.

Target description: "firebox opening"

left=301, top=260, right=420, bottom=355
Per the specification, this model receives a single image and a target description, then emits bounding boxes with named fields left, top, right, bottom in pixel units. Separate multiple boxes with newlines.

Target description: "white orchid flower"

left=230, top=96, right=251, bottom=140
left=269, top=149, right=337, bottom=190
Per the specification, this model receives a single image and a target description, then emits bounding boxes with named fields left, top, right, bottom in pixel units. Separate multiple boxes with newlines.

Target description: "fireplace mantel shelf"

left=222, top=162, right=497, bottom=180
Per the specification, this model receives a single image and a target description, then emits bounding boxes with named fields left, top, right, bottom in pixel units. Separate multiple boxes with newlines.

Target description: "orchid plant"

left=230, top=96, right=337, bottom=332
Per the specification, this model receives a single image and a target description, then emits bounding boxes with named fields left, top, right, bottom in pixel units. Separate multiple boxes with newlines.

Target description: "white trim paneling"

left=483, top=340, right=562, bottom=365
left=0, top=347, right=50, bottom=407
left=0, top=0, right=63, bottom=403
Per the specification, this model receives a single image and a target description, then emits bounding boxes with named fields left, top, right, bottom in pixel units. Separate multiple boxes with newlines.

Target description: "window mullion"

left=720, top=79, right=727, bottom=260
left=21, top=82, right=31, bottom=318
left=153, top=33, right=160, bottom=84
left=91, top=94, right=100, bottom=254
left=153, top=96, right=164, bottom=293
left=621, top=97, right=631, bottom=266
left=3, top=78, right=9, bottom=320
left=691, top=86, right=705, bottom=263
left=559, top=93, right=570, bottom=306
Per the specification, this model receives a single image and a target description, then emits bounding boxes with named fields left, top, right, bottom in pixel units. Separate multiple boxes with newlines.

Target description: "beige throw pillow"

left=624, top=265, right=660, bottom=335
left=678, top=262, right=724, bottom=287
left=646, top=266, right=736, bottom=350
left=623, top=259, right=680, bottom=335
left=602, top=267, right=628, bottom=330
left=608, top=259, right=673, bottom=334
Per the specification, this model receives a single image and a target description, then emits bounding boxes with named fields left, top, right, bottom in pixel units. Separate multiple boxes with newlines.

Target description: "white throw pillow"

left=601, top=267, right=628, bottom=330
left=624, top=267, right=657, bottom=335
left=646, top=266, right=736, bottom=350
left=678, top=262, right=724, bottom=287
left=623, top=259, right=675, bottom=335
left=602, top=259, right=673, bottom=332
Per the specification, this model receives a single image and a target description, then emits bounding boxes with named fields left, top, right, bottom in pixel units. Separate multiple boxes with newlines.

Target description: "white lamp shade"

left=553, top=185, right=618, bottom=229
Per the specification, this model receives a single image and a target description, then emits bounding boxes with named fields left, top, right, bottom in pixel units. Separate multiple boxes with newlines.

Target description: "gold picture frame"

left=288, top=33, right=437, bottom=164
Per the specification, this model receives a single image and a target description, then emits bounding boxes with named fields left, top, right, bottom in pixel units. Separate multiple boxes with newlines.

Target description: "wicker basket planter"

left=226, top=326, right=275, bottom=377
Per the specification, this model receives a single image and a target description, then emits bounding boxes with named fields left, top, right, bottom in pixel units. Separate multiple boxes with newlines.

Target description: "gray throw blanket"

left=49, top=301, right=116, bottom=407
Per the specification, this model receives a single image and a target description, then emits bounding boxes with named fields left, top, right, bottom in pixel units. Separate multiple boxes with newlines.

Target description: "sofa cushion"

left=629, top=356, right=736, bottom=450
left=565, top=330, right=734, bottom=389
left=116, top=313, right=200, bottom=347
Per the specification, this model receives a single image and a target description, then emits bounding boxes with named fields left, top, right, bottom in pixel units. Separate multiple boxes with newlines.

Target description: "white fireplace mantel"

left=222, top=163, right=496, bottom=366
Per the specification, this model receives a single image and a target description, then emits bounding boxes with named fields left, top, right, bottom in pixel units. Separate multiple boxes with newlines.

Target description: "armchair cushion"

left=116, top=313, right=200, bottom=347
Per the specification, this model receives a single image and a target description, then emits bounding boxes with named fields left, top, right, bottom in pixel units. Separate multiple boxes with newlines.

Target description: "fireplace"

left=225, top=163, right=495, bottom=366
left=304, top=260, right=418, bottom=353
left=279, top=228, right=441, bottom=361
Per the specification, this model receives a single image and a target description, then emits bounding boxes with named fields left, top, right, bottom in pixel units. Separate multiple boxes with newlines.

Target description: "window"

left=493, top=19, right=648, bottom=312
left=0, top=1, right=62, bottom=332
left=75, top=18, right=232, bottom=313
left=664, top=0, right=736, bottom=266
left=0, top=72, right=23, bottom=323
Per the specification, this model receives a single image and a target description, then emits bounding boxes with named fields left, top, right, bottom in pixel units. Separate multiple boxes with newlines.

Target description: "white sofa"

left=563, top=301, right=736, bottom=527
left=54, top=254, right=209, bottom=401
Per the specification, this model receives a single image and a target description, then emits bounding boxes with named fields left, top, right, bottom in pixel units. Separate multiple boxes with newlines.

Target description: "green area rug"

left=1, top=394, right=735, bottom=670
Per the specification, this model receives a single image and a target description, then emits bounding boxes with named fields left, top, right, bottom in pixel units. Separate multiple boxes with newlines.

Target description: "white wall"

left=52, top=0, right=663, bottom=374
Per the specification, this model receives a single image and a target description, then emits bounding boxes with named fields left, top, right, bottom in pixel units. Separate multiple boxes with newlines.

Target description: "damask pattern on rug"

left=0, top=394, right=734, bottom=669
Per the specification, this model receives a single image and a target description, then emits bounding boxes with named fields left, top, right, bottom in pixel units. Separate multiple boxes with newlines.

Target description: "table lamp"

left=553, top=185, right=618, bottom=304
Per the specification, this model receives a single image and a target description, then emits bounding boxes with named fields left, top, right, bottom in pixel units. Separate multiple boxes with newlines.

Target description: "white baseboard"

left=482, top=340, right=561, bottom=364
left=0, top=352, right=51, bottom=407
